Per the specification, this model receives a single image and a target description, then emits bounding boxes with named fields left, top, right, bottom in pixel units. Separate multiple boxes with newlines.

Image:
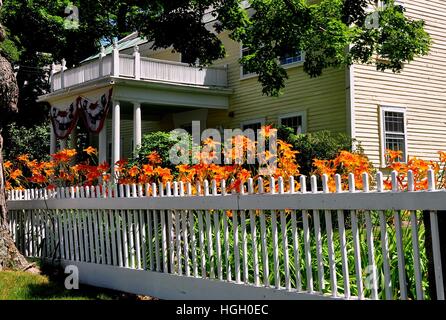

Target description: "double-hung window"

left=241, top=47, right=256, bottom=77
left=279, top=50, right=304, bottom=66
left=241, top=119, right=264, bottom=132
left=381, top=106, right=407, bottom=164
left=279, top=112, right=307, bottom=134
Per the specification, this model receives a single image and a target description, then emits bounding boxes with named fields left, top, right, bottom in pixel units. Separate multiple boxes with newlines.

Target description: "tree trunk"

left=0, top=134, right=30, bottom=270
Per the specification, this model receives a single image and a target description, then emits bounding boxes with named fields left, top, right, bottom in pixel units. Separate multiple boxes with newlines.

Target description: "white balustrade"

left=51, top=53, right=228, bottom=91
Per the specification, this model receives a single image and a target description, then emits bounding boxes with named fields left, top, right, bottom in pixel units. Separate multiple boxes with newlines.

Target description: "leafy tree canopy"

left=0, top=0, right=431, bottom=102
left=235, top=0, right=431, bottom=96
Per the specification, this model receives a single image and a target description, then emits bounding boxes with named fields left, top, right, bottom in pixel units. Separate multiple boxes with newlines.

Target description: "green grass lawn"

left=0, top=269, right=136, bottom=300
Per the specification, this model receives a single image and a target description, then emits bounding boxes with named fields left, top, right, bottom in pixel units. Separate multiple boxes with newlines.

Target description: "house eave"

left=37, top=76, right=233, bottom=104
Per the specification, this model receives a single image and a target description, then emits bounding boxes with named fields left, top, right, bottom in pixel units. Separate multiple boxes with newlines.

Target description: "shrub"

left=130, top=131, right=191, bottom=172
left=3, top=122, right=50, bottom=161
left=277, top=126, right=359, bottom=177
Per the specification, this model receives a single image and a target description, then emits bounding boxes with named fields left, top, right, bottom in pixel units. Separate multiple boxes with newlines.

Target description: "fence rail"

left=6, top=171, right=446, bottom=300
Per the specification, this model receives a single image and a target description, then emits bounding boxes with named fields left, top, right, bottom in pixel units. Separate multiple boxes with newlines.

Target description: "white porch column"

left=133, top=102, right=142, bottom=150
left=112, top=100, right=121, bottom=172
left=49, top=124, right=56, bottom=154
left=99, top=119, right=107, bottom=164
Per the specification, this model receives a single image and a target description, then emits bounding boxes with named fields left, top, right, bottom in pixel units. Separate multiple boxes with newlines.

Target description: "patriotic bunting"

left=78, top=89, right=113, bottom=133
left=50, top=102, right=79, bottom=139
left=50, top=89, right=113, bottom=139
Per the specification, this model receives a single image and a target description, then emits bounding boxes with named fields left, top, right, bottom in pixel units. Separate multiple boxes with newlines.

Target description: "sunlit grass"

left=0, top=270, right=118, bottom=300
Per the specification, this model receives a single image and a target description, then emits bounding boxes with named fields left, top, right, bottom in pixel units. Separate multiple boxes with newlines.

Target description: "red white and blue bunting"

left=78, top=89, right=113, bottom=133
left=50, top=89, right=113, bottom=139
left=50, top=102, right=80, bottom=139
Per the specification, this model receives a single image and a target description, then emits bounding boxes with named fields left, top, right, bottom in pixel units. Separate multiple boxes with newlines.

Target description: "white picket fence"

left=6, top=171, right=446, bottom=300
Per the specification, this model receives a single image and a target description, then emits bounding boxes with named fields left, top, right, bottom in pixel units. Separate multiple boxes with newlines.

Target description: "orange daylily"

left=83, top=146, right=97, bottom=155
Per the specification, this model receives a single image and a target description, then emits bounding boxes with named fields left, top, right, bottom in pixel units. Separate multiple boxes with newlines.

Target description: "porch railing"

left=6, top=171, right=446, bottom=300
left=50, top=49, right=228, bottom=92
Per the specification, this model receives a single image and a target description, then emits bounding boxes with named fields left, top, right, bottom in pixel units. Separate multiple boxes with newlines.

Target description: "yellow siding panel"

left=353, top=0, right=446, bottom=166
left=207, top=32, right=347, bottom=134
left=149, top=49, right=182, bottom=62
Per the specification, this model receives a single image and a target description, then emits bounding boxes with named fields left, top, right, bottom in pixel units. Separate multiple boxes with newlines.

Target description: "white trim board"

left=53, top=259, right=336, bottom=300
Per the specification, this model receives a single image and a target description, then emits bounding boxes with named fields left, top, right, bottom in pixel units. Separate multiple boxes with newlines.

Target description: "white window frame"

left=240, top=45, right=257, bottom=80
left=379, top=105, right=408, bottom=167
left=278, top=111, right=307, bottom=134
left=240, top=44, right=305, bottom=80
left=240, top=118, right=266, bottom=131
left=280, top=51, right=305, bottom=69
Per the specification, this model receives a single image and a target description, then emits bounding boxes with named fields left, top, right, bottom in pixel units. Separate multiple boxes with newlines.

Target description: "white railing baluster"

left=291, top=209, right=302, bottom=291
left=240, top=209, right=248, bottom=283
left=98, top=210, right=106, bottom=264
left=168, top=210, right=175, bottom=273
left=147, top=210, right=154, bottom=270
left=134, top=209, right=141, bottom=269
left=153, top=210, right=160, bottom=272
left=271, top=210, right=280, bottom=289
left=205, top=208, right=215, bottom=279
left=183, top=210, right=191, bottom=277
left=335, top=174, right=350, bottom=299
left=115, top=210, right=124, bottom=267
left=392, top=170, right=408, bottom=300
left=376, top=171, right=392, bottom=300
left=349, top=173, right=364, bottom=299
left=363, top=173, right=378, bottom=300
left=223, top=209, right=232, bottom=281
left=63, top=210, right=70, bottom=261
left=407, top=170, right=424, bottom=300
left=139, top=209, right=146, bottom=270
left=250, top=209, right=260, bottom=287
left=300, top=176, right=313, bottom=293
left=323, top=174, right=337, bottom=297
left=189, top=210, right=199, bottom=277
left=93, top=209, right=101, bottom=264
left=233, top=209, right=241, bottom=283
left=198, top=210, right=207, bottom=278
left=160, top=210, right=168, bottom=273
left=311, top=175, right=325, bottom=292
left=121, top=210, right=129, bottom=268
left=280, top=209, right=291, bottom=291
left=106, top=211, right=118, bottom=266
left=72, top=210, right=79, bottom=262
left=428, top=169, right=444, bottom=300
left=175, top=209, right=183, bottom=275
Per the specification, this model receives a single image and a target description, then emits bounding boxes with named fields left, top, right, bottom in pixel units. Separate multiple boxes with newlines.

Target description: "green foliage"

left=147, top=209, right=429, bottom=300
left=278, top=126, right=357, bottom=176
left=234, top=0, right=431, bottom=96
left=3, top=122, right=50, bottom=161
left=130, top=131, right=191, bottom=172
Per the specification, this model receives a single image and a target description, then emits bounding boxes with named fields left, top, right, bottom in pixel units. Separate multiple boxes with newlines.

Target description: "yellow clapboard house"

left=38, top=0, right=446, bottom=169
